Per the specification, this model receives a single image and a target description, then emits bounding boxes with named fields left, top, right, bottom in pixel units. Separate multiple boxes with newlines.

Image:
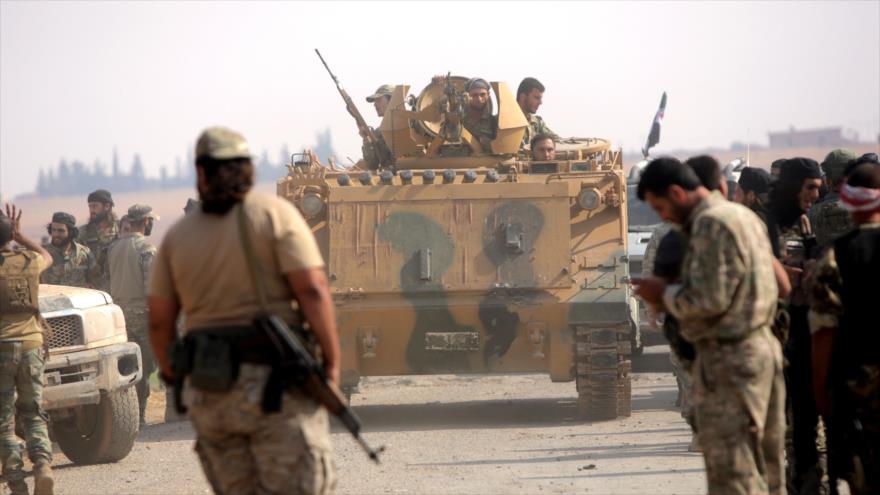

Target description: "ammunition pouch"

left=168, top=323, right=317, bottom=414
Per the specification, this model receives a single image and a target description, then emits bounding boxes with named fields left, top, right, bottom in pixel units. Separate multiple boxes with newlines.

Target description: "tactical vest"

left=0, top=249, right=42, bottom=329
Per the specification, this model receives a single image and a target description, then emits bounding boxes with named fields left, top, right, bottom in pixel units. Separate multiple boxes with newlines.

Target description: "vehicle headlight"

left=300, top=193, right=325, bottom=217
left=577, top=188, right=601, bottom=210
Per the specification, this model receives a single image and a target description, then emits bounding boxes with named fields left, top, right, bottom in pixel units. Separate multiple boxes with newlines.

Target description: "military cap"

left=366, top=84, right=395, bottom=102
left=464, top=78, right=490, bottom=92
left=195, top=127, right=251, bottom=161
left=87, top=189, right=114, bottom=205
left=50, top=212, right=77, bottom=228
left=779, top=157, right=822, bottom=186
left=127, top=204, right=159, bottom=222
left=738, top=167, right=774, bottom=194
left=821, top=149, right=858, bottom=182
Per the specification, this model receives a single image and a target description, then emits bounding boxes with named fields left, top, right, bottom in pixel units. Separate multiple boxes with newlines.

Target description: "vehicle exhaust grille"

left=45, top=315, right=85, bottom=348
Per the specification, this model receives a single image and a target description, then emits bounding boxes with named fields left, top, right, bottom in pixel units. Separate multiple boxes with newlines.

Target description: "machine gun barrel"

left=315, top=49, right=390, bottom=168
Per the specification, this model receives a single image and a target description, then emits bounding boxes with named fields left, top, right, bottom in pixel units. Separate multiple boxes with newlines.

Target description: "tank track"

left=574, top=325, right=632, bottom=420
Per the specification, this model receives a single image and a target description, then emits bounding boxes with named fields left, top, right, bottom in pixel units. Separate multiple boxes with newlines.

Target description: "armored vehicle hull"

left=280, top=144, right=633, bottom=419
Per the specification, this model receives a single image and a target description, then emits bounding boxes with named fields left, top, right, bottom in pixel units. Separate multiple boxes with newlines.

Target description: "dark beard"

left=51, top=237, right=71, bottom=248
left=89, top=211, right=109, bottom=225
left=144, top=222, right=153, bottom=236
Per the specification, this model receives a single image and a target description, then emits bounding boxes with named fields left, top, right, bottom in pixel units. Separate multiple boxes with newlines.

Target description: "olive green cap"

left=821, top=148, right=858, bottom=181
left=366, top=84, right=395, bottom=103
left=127, top=204, right=159, bottom=222
left=195, top=127, right=251, bottom=160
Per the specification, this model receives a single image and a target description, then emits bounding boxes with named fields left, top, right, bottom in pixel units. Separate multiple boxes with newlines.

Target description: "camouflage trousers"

left=186, top=364, right=336, bottom=495
left=121, top=306, right=154, bottom=422
left=0, top=343, right=52, bottom=477
left=693, top=328, right=786, bottom=495
left=670, top=351, right=695, bottom=428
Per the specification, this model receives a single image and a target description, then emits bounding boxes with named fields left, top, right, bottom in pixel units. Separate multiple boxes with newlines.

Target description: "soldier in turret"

left=517, top=77, right=558, bottom=148
left=41, top=211, right=95, bottom=288
left=361, top=84, right=395, bottom=169
left=530, top=133, right=556, bottom=161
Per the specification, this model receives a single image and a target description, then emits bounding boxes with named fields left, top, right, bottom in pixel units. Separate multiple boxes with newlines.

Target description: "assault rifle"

left=315, top=49, right=393, bottom=169
left=254, top=314, right=384, bottom=463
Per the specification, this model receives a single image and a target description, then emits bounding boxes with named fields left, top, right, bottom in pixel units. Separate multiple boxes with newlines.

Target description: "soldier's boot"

left=33, top=461, right=54, bottom=495
left=164, top=401, right=185, bottom=423
left=7, top=478, right=29, bottom=495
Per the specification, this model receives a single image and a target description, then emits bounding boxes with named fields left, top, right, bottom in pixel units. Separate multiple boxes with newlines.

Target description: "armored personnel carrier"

left=279, top=76, right=634, bottom=419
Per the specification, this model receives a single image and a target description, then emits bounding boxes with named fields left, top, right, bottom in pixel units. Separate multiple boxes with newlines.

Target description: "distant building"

left=768, top=126, right=857, bottom=149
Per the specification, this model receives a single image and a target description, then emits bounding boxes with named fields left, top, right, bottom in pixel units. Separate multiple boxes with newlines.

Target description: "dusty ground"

left=25, top=347, right=706, bottom=495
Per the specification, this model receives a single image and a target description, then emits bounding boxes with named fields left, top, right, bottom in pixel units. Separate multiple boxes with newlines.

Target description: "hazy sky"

left=2, top=1, right=879, bottom=198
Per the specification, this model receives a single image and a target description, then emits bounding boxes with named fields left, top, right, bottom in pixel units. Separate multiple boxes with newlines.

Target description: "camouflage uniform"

left=521, top=113, right=558, bottom=148
left=40, top=241, right=94, bottom=288
left=810, top=149, right=858, bottom=250
left=361, top=129, right=392, bottom=170
left=77, top=215, right=119, bottom=292
left=108, top=208, right=157, bottom=422
left=0, top=247, right=53, bottom=491
left=663, top=192, right=785, bottom=494
left=809, top=223, right=880, bottom=494
left=463, top=109, right=497, bottom=153
left=187, top=366, right=336, bottom=494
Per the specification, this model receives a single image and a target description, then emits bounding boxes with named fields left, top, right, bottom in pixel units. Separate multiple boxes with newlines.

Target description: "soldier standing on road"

left=77, top=189, right=119, bottom=292
left=516, top=77, right=558, bottom=148
left=810, top=161, right=880, bottom=494
left=767, top=158, right=825, bottom=493
left=0, top=205, right=55, bottom=495
left=108, top=204, right=158, bottom=425
left=809, top=149, right=858, bottom=250
left=632, top=158, right=785, bottom=495
left=361, top=84, right=395, bottom=170
left=41, top=212, right=95, bottom=288
left=148, top=127, right=339, bottom=493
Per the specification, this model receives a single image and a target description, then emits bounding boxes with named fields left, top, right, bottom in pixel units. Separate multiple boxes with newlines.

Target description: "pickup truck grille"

left=45, top=315, right=85, bottom=348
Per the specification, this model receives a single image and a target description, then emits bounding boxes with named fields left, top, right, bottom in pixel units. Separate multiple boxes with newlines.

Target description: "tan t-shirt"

left=149, top=192, right=324, bottom=334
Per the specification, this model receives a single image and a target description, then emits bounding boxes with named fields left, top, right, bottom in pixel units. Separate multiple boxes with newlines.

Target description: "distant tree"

left=36, top=169, right=48, bottom=196
left=279, top=143, right=291, bottom=168
left=131, top=154, right=145, bottom=184
left=313, top=128, right=336, bottom=165
left=112, top=147, right=120, bottom=178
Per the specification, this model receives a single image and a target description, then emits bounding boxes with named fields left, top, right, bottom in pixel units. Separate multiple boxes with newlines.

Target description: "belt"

left=186, top=325, right=279, bottom=365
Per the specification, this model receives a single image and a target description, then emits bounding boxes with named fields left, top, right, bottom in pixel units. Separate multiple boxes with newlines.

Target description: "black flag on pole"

left=642, top=92, right=667, bottom=158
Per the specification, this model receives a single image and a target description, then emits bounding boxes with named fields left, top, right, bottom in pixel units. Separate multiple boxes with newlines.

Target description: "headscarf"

left=841, top=184, right=880, bottom=213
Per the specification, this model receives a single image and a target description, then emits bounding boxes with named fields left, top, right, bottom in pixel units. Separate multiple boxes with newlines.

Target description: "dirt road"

left=41, top=348, right=705, bottom=495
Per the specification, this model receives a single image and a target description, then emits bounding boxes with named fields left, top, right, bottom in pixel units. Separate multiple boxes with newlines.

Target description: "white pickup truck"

left=38, top=285, right=142, bottom=464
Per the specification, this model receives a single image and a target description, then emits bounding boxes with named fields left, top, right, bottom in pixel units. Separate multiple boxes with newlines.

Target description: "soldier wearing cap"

left=809, top=148, right=859, bottom=250
left=360, top=84, right=395, bottom=170
left=41, top=212, right=95, bottom=288
left=148, top=127, right=339, bottom=493
left=517, top=77, right=558, bottom=149
left=1, top=204, right=55, bottom=495
left=78, top=188, right=119, bottom=292
left=108, top=204, right=158, bottom=424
